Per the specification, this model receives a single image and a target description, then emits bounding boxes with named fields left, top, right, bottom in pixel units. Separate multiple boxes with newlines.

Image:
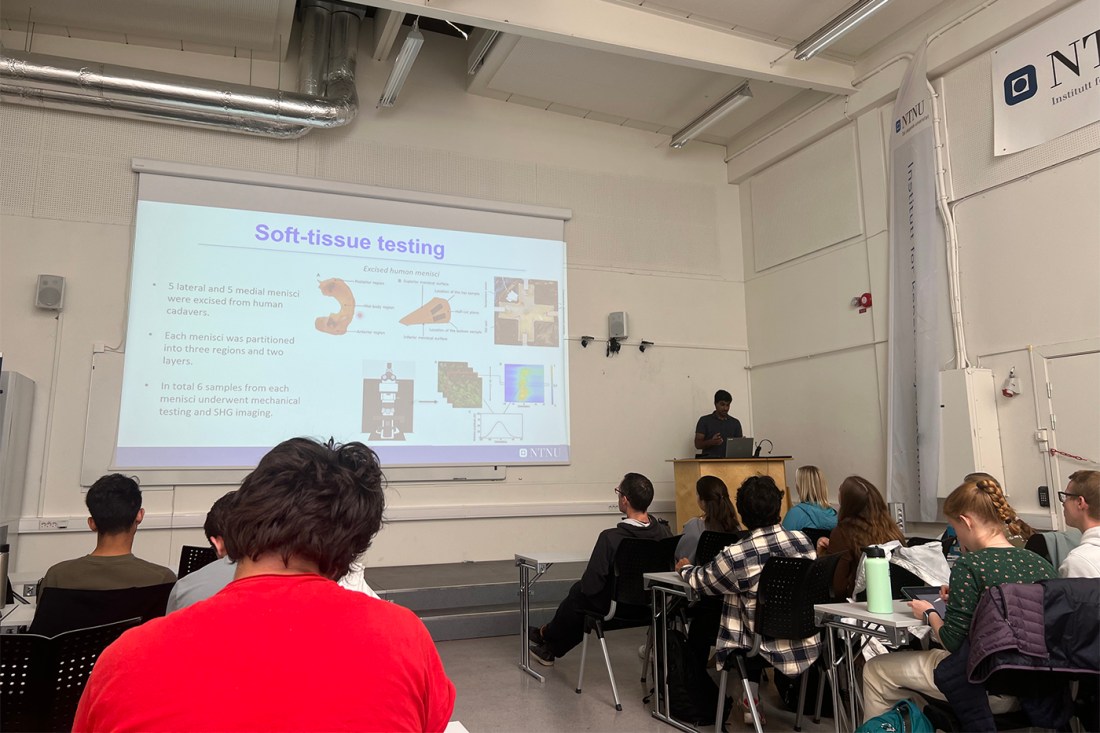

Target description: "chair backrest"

left=755, top=555, right=833, bottom=641
left=695, top=530, right=747, bottom=566
left=1024, top=531, right=1052, bottom=563
left=0, top=617, right=141, bottom=732
left=30, top=582, right=174, bottom=637
left=178, top=544, right=218, bottom=579
left=611, top=537, right=676, bottom=608
left=659, top=535, right=682, bottom=571
left=799, top=527, right=831, bottom=548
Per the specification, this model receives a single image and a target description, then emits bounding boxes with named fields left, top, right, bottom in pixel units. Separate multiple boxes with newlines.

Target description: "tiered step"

left=363, top=559, right=587, bottom=642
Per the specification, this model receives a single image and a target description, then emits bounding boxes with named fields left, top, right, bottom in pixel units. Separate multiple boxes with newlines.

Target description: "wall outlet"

left=37, top=519, right=68, bottom=531
left=22, top=583, right=36, bottom=598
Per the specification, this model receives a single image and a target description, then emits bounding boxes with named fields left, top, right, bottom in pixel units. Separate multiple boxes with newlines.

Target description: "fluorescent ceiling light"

left=794, top=0, right=893, bottom=61
left=669, top=81, right=752, bottom=149
left=378, top=23, right=424, bottom=108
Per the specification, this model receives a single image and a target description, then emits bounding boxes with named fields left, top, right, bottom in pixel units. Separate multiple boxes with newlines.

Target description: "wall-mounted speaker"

left=608, top=311, right=628, bottom=340
left=35, top=274, right=65, bottom=311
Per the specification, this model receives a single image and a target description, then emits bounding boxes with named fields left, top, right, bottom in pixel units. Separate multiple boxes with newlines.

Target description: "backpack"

left=646, top=627, right=729, bottom=726
left=855, top=699, right=934, bottom=733
left=774, top=666, right=833, bottom=717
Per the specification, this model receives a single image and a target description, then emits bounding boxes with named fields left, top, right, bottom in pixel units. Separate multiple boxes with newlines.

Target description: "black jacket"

left=578, top=517, right=671, bottom=611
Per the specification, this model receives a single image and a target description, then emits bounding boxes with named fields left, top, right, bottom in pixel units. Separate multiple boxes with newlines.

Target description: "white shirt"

left=1059, top=526, right=1100, bottom=578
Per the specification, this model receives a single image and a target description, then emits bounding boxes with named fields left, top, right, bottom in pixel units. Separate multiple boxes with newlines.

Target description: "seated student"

left=166, top=491, right=237, bottom=613
left=815, top=476, right=905, bottom=599
left=74, top=437, right=455, bottom=732
left=675, top=475, right=817, bottom=724
left=528, top=472, right=671, bottom=666
left=1059, top=470, right=1100, bottom=578
left=675, top=475, right=741, bottom=564
left=781, top=465, right=837, bottom=532
left=40, top=473, right=175, bottom=596
left=861, top=476, right=1055, bottom=719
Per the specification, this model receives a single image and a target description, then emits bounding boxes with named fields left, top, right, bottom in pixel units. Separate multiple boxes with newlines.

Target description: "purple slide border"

left=115, top=444, right=570, bottom=468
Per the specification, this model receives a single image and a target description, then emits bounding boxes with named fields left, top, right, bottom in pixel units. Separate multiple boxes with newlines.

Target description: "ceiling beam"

left=351, top=0, right=856, bottom=95
left=371, top=9, right=406, bottom=61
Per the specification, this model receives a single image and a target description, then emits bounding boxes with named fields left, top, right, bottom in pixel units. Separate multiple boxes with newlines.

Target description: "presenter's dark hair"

left=713, top=389, right=732, bottom=404
left=735, top=475, right=782, bottom=529
left=696, top=475, right=740, bottom=532
left=203, top=491, right=237, bottom=542
left=619, top=472, right=655, bottom=512
left=224, top=437, right=386, bottom=580
left=86, top=474, right=143, bottom=534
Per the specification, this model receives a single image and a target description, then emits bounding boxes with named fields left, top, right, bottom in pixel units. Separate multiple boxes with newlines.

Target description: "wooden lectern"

left=669, top=457, right=794, bottom=533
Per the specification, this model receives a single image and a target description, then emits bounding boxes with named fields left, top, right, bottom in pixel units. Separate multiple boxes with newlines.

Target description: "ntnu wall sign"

left=992, top=0, right=1100, bottom=156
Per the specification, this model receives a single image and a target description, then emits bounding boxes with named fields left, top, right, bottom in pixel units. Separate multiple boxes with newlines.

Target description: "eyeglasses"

left=614, top=487, right=623, bottom=496
left=1058, top=491, right=1081, bottom=503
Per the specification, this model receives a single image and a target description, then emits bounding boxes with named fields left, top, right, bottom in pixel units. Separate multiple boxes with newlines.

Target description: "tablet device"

left=901, top=586, right=947, bottom=618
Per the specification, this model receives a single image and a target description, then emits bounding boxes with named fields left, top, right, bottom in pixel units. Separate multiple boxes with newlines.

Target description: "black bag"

left=651, top=627, right=730, bottom=726
left=774, top=666, right=833, bottom=717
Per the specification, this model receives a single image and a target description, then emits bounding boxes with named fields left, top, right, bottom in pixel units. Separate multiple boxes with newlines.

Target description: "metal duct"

left=0, top=1, right=360, bottom=139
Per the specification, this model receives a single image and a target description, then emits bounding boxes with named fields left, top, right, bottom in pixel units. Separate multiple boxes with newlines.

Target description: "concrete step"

left=363, top=559, right=588, bottom=642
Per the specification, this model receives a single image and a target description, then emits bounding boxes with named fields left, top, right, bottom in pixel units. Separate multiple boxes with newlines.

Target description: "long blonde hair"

left=944, top=476, right=1034, bottom=541
left=795, top=465, right=831, bottom=509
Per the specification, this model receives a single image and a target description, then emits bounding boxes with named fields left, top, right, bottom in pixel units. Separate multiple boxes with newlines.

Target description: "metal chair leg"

left=716, top=669, right=728, bottom=733
left=795, top=667, right=810, bottom=731
left=813, top=664, right=827, bottom=724
left=640, top=625, right=654, bottom=684
left=597, top=634, right=622, bottom=711
left=575, top=632, right=588, bottom=694
left=737, top=656, right=764, bottom=733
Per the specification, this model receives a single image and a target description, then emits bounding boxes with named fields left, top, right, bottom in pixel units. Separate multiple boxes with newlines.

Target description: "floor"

left=436, top=628, right=836, bottom=733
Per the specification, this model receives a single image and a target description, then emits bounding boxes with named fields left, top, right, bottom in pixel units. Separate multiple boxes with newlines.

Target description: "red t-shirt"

left=73, top=573, right=455, bottom=732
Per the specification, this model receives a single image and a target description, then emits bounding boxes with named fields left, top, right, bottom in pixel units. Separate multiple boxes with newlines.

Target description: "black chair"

left=30, top=582, right=174, bottom=637
left=695, top=530, right=746, bottom=566
left=659, top=534, right=683, bottom=569
left=799, top=527, right=831, bottom=549
left=575, top=538, right=675, bottom=711
left=178, top=544, right=218, bottom=579
left=855, top=562, right=928, bottom=602
left=714, top=554, right=835, bottom=733
left=0, top=617, right=141, bottom=732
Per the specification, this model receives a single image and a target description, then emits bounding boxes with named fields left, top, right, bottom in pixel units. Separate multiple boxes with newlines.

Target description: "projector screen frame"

left=78, top=160, right=572, bottom=486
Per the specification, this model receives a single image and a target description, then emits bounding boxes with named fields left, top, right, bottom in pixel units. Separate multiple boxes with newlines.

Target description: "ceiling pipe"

left=0, top=1, right=361, bottom=139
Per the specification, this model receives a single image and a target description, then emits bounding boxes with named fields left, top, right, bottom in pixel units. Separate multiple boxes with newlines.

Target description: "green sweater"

left=939, top=546, right=1055, bottom=652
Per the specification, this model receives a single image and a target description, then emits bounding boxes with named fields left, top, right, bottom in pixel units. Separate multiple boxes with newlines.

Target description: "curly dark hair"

left=86, top=474, right=142, bottom=534
left=735, top=475, right=783, bottom=529
left=223, top=438, right=386, bottom=580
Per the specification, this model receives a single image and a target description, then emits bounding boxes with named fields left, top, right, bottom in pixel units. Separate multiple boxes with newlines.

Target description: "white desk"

left=643, top=571, right=700, bottom=733
left=0, top=603, right=35, bottom=633
left=813, top=601, right=926, bottom=732
left=514, top=551, right=586, bottom=682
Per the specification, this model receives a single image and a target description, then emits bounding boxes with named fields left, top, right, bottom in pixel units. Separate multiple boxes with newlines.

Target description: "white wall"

left=0, top=26, right=748, bottom=574
left=734, top=8, right=1100, bottom=525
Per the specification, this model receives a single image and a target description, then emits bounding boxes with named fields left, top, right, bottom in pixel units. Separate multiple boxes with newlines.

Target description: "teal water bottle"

left=863, top=546, right=893, bottom=614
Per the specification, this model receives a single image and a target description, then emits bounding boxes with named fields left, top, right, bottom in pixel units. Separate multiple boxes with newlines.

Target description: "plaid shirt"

left=678, top=525, right=819, bottom=676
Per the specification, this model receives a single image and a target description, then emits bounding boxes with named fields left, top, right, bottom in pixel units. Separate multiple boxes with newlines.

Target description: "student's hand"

left=939, top=584, right=949, bottom=603
left=816, top=537, right=830, bottom=553
left=907, top=599, right=933, bottom=620
left=675, top=558, right=692, bottom=572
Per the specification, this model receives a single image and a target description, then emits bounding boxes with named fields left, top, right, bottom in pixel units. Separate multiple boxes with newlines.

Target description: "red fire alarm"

left=851, top=292, right=872, bottom=313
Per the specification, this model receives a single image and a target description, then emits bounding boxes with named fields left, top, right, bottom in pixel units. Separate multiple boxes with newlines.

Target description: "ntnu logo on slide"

left=518, top=447, right=562, bottom=458
left=1004, top=64, right=1038, bottom=106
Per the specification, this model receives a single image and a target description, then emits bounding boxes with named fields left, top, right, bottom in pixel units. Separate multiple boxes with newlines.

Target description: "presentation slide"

left=115, top=200, right=569, bottom=468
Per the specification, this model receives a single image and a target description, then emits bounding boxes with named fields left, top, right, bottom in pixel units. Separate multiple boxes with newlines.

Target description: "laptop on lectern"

left=724, top=437, right=754, bottom=458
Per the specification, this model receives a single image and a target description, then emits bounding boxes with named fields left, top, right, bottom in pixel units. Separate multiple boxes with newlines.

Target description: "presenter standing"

left=694, top=389, right=743, bottom=458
